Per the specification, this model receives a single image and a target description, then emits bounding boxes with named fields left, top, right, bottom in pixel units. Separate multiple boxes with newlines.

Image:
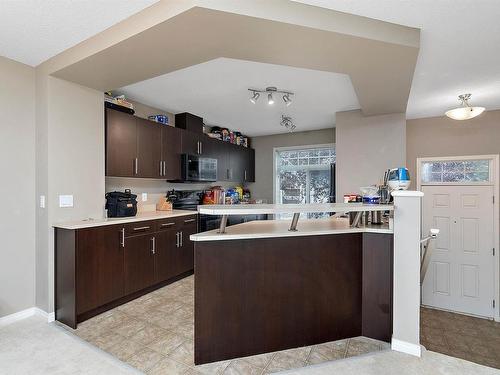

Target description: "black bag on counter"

left=105, top=189, right=137, bottom=218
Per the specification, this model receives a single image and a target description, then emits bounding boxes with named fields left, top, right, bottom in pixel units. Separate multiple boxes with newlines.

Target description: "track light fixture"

left=249, top=91, right=260, bottom=104
left=248, top=86, right=294, bottom=106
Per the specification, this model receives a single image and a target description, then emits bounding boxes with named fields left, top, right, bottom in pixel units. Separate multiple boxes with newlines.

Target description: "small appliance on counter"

left=387, top=167, right=411, bottom=191
left=105, top=189, right=137, bottom=218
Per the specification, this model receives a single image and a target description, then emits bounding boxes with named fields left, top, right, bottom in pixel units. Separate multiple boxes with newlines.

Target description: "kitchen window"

left=274, top=145, right=335, bottom=218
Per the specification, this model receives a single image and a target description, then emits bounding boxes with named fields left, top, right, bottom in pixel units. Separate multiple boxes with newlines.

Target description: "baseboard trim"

left=0, top=308, right=36, bottom=328
left=0, top=307, right=55, bottom=328
left=34, top=308, right=55, bottom=322
left=391, top=338, right=422, bottom=357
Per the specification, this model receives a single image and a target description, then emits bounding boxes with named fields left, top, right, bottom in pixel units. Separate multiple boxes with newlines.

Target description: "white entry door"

left=422, top=184, right=495, bottom=317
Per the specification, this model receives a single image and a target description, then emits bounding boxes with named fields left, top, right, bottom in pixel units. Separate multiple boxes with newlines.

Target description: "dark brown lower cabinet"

left=155, top=226, right=180, bottom=283
left=124, top=234, right=156, bottom=295
left=55, top=214, right=197, bottom=329
left=76, top=226, right=125, bottom=314
left=178, top=217, right=197, bottom=274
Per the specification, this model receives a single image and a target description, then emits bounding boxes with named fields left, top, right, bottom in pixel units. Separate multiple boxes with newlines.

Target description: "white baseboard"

left=0, top=307, right=55, bottom=328
left=391, top=338, right=422, bottom=357
left=34, top=307, right=55, bottom=322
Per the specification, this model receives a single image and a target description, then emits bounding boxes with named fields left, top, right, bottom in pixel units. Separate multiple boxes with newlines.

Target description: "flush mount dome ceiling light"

left=248, top=87, right=294, bottom=106
left=445, top=94, right=485, bottom=120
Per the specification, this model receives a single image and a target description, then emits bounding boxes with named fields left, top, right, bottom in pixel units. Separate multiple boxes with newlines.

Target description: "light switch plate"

left=59, top=195, right=73, bottom=208
left=40, top=195, right=45, bottom=208
left=142, top=193, right=148, bottom=202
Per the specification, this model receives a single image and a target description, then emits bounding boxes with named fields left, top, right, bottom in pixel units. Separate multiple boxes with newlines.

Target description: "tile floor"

left=65, top=275, right=388, bottom=374
left=420, top=307, right=500, bottom=369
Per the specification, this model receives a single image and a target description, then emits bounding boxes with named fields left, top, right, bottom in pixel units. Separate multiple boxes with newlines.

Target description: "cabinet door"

left=106, top=108, right=137, bottom=177
left=162, top=126, right=182, bottom=180
left=76, top=225, right=124, bottom=314
left=228, top=144, right=245, bottom=182
left=181, top=131, right=201, bottom=155
left=155, top=225, right=179, bottom=283
left=203, top=137, right=224, bottom=181
left=124, top=234, right=156, bottom=294
left=136, top=118, right=162, bottom=178
left=244, top=148, right=255, bottom=183
left=178, top=216, right=198, bottom=274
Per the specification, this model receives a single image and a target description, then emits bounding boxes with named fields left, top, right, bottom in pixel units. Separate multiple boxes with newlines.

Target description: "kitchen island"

left=191, top=204, right=395, bottom=365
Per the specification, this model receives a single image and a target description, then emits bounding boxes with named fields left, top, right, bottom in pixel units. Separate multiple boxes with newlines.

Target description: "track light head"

left=268, top=92, right=274, bottom=105
left=249, top=91, right=260, bottom=104
left=283, top=94, right=292, bottom=106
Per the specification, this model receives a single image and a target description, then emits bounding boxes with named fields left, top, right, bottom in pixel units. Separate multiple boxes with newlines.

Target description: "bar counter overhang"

left=191, top=195, right=423, bottom=364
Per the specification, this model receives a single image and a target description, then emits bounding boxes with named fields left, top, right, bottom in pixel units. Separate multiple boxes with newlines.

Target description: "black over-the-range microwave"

left=181, top=154, right=217, bottom=182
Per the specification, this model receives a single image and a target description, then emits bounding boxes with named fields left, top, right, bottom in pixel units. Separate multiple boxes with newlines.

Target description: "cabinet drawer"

left=156, top=218, right=179, bottom=231
left=180, top=215, right=198, bottom=228
left=123, top=220, right=156, bottom=237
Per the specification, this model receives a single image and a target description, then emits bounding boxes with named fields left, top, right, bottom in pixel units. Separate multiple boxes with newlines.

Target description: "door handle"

left=120, top=228, right=125, bottom=248
left=184, top=218, right=196, bottom=223
left=161, top=222, right=175, bottom=227
left=244, top=170, right=247, bottom=181
left=180, top=231, right=183, bottom=247
left=176, top=232, right=180, bottom=248
left=134, top=158, right=138, bottom=175
left=200, top=142, right=202, bottom=154
left=151, top=236, right=156, bottom=254
left=159, top=160, right=163, bottom=176
left=163, top=161, right=166, bottom=176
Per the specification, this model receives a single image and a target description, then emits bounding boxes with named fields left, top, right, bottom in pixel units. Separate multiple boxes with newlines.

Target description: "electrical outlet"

left=59, top=195, right=73, bottom=208
left=40, top=195, right=45, bottom=208
left=142, top=193, right=148, bottom=202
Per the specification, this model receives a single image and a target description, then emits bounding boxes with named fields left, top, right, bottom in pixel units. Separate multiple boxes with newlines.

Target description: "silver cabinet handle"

left=120, top=228, right=125, bottom=248
left=180, top=231, right=183, bottom=247
left=161, top=222, right=175, bottom=227
left=244, top=170, right=247, bottom=181
left=163, top=161, right=166, bottom=176
left=134, top=158, right=138, bottom=175
left=200, top=142, right=202, bottom=154
left=159, top=160, right=163, bottom=176
left=151, top=236, right=156, bottom=254
left=184, top=218, right=196, bottom=223
left=133, top=226, right=150, bottom=231
left=175, top=232, right=180, bottom=248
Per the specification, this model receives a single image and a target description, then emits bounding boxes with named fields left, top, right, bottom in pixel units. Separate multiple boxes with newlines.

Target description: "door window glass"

left=421, top=159, right=490, bottom=183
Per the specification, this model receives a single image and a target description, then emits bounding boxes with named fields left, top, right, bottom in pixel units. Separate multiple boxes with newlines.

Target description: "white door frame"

left=417, top=154, right=500, bottom=321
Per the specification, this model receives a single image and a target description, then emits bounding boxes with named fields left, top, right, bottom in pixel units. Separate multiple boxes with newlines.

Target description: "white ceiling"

left=0, top=0, right=159, bottom=66
left=118, top=58, right=360, bottom=137
left=2, top=0, right=500, bottom=123
left=293, top=0, right=500, bottom=119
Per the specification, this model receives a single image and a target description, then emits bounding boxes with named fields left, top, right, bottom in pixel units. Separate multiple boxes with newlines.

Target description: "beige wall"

left=335, top=110, right=406, bottom=202
left=248, top=128, right=335, bottom=202
left=35, top=76, right=105, bottom=313
left=406, top=110, right=500, bottom=188
left=0, top=56, right=36, bottom=317
left=127, top=99, right=175, bottom=126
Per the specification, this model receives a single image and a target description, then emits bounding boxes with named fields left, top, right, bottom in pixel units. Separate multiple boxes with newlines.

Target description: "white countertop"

left=53, top=210, right=196, bottom=230
left=197, top=203, right=393, bottom=215
left=190, top=217, right=392, bottom=242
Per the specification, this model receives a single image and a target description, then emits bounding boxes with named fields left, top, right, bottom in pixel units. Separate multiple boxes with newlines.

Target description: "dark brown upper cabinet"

left=106, top=108, right=137, bottom=177
left=162, top=126, right=183, bottom=180
left=175, top=112, right=203, bottom=133
left=136, top=118, right=162, bottom=178
left=106, top=107, right=254, bottom=183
